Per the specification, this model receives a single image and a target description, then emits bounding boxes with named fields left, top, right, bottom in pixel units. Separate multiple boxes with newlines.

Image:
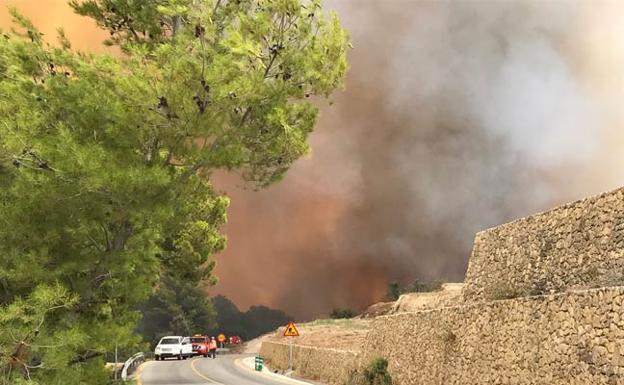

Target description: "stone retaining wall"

left=260, top=341, right=358, bottom=385
left=463, top=187, right=624, bottom=301
left=361, top=286, right=624, bottom=385
left=258, top=187, right=624, bottom=385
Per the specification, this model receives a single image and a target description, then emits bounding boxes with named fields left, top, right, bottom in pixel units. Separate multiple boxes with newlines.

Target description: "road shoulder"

left=235, top=356, right=322, bottom=385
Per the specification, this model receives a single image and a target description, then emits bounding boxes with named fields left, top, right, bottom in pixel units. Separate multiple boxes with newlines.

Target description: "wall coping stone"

left=473, top=185, right=624, bottom=236
left=375, top=285, right=624, bottom=321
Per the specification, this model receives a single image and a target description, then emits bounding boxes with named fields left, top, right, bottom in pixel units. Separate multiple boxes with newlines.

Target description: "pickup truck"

left=190, top=335, right=210, bottom=357
left=154, top=336, right=193, bottom=361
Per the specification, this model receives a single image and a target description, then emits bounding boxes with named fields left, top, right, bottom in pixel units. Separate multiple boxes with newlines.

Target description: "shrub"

left=362, top=358, right=393, bottom=385
left=387, top=279, right=445, bottom=301
left=346, top=358, right=393, bottom=385
left=387, top=281, right=402, bottom=300
left=409, top=279, right=443, bottom=293
left=330, top=308, right=357, bottom=319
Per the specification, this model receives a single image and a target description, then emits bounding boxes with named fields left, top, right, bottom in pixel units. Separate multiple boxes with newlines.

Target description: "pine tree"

left=0, top=1, right=349, bottom=383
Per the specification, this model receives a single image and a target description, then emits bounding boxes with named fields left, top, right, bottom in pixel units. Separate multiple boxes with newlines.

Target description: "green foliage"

left=1, top=284, right=83, bottom=385
left=242, top=305, right=291, bottom=339
left=209, top=295, right=291, bottom=340
left=387, top=278, right=444, bottom=300
left=136, top=276, right=217, bottom=347
left=346, top=358, right=393, bottom=385
left=363, top=358, right=392, bottom=385
left=70, top=0, right=175, bottom=48
left=210, top=295, right=245, bottom=338
left=70, top=0, right=350, bottom=188
left=408, top=278, right=443, bottom=293
left=330, top=307, right=356, bottom=319
left=305, top=318, right=369, bottom=330
left=0, top=1, right=348, bottom=383
left=387, top=282, right=402, bottom=301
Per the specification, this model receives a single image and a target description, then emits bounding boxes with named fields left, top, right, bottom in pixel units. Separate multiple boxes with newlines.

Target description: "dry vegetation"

left=253, top=283, right=462, bottom=354
left=266, top=318, right=372, bottom=351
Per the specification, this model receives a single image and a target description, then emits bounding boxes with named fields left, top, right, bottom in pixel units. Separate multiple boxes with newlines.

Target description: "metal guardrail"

left=121, top=352, right=145, bottom=381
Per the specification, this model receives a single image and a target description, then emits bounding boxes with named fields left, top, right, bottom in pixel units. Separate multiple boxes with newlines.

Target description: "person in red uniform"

left=209, top=337, right=217, bottom=359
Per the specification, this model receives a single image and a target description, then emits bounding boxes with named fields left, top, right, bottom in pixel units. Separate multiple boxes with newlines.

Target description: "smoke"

left=214, top=0, right=624, bottom=320
left=0, top=0, right=111, bottom=53
left=3, top=1, right=624, bottom=320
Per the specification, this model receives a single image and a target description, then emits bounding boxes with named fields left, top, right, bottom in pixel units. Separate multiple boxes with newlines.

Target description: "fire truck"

left=229, top=335, right=242, bottom=344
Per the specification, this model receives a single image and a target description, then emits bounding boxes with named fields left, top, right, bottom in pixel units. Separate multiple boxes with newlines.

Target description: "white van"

left=154, top=336, right=193, bottom=361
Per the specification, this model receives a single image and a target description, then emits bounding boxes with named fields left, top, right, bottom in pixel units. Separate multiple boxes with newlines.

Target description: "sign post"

left=218, top=334, right=226, bottom=348
left=290, top=338, right=293, bottom=371
left=255, top=355, right=264, bottom=371
left=283, top=321, right=300, bottom=372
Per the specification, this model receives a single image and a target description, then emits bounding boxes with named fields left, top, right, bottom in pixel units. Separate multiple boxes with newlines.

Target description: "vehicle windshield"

left=191, top=337, right=207, bottom=343
left=159, top=338, right=180, bottom=345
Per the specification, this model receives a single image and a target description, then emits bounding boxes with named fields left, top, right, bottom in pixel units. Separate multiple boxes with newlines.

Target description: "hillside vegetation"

left=266, top=318, right=371, bottom=351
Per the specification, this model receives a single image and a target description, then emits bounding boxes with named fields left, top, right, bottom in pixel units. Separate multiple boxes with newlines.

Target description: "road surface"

left=137, top=354, right=312, bottom=385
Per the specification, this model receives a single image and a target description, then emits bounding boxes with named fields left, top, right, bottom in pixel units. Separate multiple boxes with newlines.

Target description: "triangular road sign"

left=283, top=321, right=300, bottom=337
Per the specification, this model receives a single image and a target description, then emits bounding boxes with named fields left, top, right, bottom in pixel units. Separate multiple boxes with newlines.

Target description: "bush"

left=387, top=279, right=444, bottom=300
left=363, top=358, right=393, bottom=385
left=345, top=357, right=393, bottom=385
left=408, top=279, right=443, bottom=293
left=330, top=308, right=357, bottom=319
left=387, top=281, right=402, bottom=300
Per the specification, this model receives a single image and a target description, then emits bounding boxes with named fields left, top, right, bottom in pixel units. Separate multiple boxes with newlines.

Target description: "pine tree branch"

left=69, top=351, right=103, bottom=364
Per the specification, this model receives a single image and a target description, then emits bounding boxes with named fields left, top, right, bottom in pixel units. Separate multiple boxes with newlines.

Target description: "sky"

left=3, top=1, right=624, bottom=320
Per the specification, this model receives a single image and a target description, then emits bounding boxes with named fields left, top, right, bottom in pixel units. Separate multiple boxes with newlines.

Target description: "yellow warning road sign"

left=283, top=321, right=300, bottom=337
left=218, top=334, right=226, bottom=343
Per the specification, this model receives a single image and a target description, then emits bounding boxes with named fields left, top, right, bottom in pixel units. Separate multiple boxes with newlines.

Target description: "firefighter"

left=209, top=336, right=217, bottom=359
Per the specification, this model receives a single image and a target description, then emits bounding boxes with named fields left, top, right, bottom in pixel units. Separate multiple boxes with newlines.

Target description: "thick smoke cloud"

left=3, top=1, right=624, bottom=321
left=214, top=1, right=624, bottom=320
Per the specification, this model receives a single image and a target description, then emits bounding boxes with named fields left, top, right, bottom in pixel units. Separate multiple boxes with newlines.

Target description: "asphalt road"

left=137, top=354, right=310, bottom=385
